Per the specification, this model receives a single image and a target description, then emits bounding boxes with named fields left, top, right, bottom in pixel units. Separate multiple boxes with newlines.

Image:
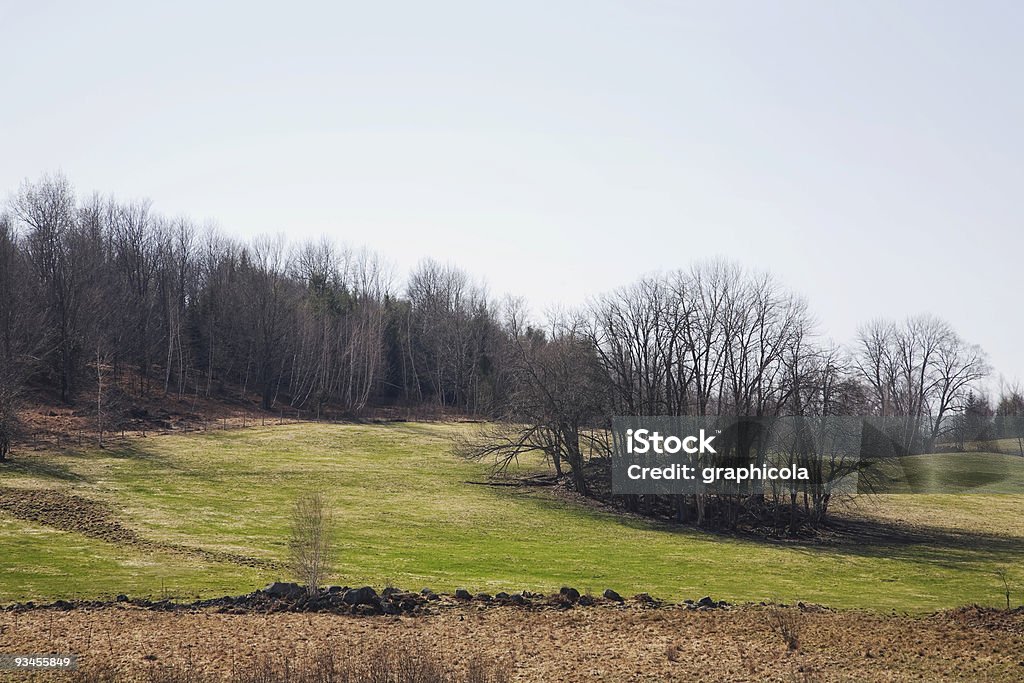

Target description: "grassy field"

left=866, top=450, right=1024, bottom=494
left=0, top=422, right=1021, bottom=611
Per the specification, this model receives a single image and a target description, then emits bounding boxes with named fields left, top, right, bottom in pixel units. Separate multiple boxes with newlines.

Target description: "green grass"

left=1, top=422, right=1022, bottom=611
left=867, top=451, right=1024, bottom=493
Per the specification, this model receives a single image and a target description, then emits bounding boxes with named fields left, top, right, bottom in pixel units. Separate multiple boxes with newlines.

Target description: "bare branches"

left=457, top=312, right=610, bottom=493
left=852, top=315, right=990, bottom=452
left=288, top=491, right=333, bottom=596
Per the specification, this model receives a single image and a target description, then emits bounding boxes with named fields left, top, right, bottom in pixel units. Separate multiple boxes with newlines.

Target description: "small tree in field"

left=995, top=568, right=1013, bottom=610
left=289, top=491, right=332, bottom=595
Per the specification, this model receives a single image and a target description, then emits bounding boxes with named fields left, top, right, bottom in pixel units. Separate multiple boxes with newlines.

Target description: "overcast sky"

left=2, top=1, right=1022, bottom=384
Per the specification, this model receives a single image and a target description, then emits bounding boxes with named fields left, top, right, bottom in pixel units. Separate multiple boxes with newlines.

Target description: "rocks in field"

left=343, top=586, right=378, bottom=606
left=382, top=591, right=423, bottom=613
left=680, top=596, right=726, bottom=610
left=633, top=593, right=658, bottom=606
left=487, top=592, right=522, bottom=605
left=389, top=591, right=418, bottom=601
left=263, top=582, right=304, bottom=600
left=10, top=583, right=711, bottom=617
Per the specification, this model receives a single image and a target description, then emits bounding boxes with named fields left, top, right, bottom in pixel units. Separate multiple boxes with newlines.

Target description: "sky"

left=1, top=1, right=1022, bottom=384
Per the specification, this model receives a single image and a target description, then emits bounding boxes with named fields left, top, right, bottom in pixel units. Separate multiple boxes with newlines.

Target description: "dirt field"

left=1, top=604, right=1022, bottom=681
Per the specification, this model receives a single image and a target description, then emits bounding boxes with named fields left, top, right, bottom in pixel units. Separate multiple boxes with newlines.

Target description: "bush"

left=767, top=604, right=803, bottom=651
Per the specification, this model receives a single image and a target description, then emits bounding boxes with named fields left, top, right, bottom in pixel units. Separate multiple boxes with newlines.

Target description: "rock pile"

left=2, top=584, right=731, bottom=616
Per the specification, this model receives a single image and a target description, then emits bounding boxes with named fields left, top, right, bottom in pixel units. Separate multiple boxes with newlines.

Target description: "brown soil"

left=0, top=488, right=275, bottom=570
left=1, top=604, right=1022, bottom=682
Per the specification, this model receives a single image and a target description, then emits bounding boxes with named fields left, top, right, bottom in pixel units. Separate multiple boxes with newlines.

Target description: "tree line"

left=1, top=174, right=1018, bottom=532
left=0, top=174, right=510, bottom=457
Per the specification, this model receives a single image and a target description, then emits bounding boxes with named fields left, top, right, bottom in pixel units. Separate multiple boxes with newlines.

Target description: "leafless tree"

left=853, top=315, right=988, bottom=453
left=11, top=174, right=85, bottom=403
left=289, top=490, right=333, bottom=595
left=995, top=382, right=1024, bottom=455
left=995, top=568, right=1013, bottom=610
left=289, top=239, right=391, bottom=414
left=457, top=302, right=609, bottom=495
left=405, top=259, right=503, bottom=413
left=242, top=234, right=296, bottom=410
left=0, top=213, right=30, bottom=460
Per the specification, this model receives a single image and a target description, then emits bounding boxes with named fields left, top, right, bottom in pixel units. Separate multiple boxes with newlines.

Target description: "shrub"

left=289, top=490, right=332, bottom=595
left=767, top=604, right=803, bottom=651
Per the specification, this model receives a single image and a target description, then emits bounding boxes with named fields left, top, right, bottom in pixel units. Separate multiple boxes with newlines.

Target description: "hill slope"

left=1, top=422, right=1021, bottom=610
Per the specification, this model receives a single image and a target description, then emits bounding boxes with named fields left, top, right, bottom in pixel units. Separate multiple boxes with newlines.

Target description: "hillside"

left=1, top=422, right=1021, bottom=611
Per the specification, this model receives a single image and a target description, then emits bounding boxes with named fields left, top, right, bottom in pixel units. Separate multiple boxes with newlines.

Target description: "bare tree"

left=244, top=234, right=296, bottom=410
left=289, top=490, right=333, bottom=595
left=588, top=276, right=692, bottom=416
left=405, top=259, right=502, bottom=413
left=11, top=174, right=85, bottom=403
left=289, top=240, right=391, bottom=414
left=995, top=568, right=1013, bottom=610
left=853, top=315, right=989, bottom=453
left=457, top=303, right=608, bottom=495
left=995, top=382, right=1024, bottom=455
left=928, top=330, right=989, bottom=450
left=0, top=213, right=30, bottom=460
